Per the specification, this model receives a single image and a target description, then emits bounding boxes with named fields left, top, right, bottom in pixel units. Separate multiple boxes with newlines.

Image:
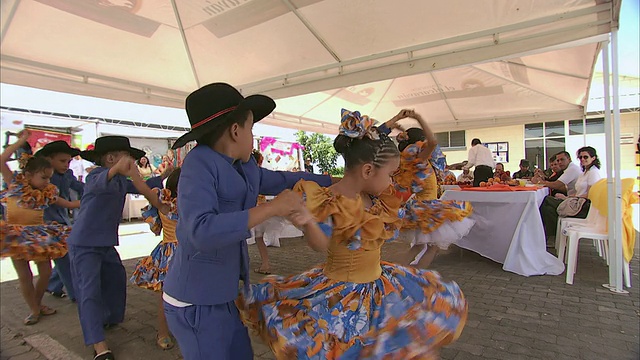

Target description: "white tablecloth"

left=246, top=219, right=303, bottom=247
left=122, top=194, right=149, bottom=221
left=441, top=188, right=564, bottom=276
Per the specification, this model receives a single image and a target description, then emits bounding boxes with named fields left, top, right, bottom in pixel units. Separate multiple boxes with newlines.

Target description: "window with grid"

left=435, top=130, right=466, bottom=149
left=524, top=121, right=565, bottom=170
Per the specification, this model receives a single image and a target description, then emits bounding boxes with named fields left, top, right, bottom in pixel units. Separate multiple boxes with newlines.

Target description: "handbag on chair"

left=557, top=197, right=591, bottom=218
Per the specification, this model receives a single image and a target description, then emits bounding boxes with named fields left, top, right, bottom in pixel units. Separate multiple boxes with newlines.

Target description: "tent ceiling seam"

left=0, top=0, right=21, bottom=45
left=429, top=72, right=458, bottom=122
left=1, top=55, right=189, bottom=98
left=0, top=106, right=190, bottom=132
left=370, top=79, right=395, bottom=117
left=582, top=41, right=607, bottom=109
left=469, top=64, right=581, bottom=107
left=238, top=3, right=612, bottom=91
left=170, top=0, right=200, bottom=89
left=247, top=24, right=610, bottom=100
left=501, top=60, right=590, bottom=80
left=299, top=89, right=342, bottom=118
left=280, top=0, right=341, bottom=62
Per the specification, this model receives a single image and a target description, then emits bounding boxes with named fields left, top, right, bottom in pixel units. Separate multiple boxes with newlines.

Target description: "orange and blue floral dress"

left=0, top=173, right=70, bottom=261
left=393, top=142, right=475, bottom=261
left=130, top=189, right=178, bottom=291
left=236, top=180, right=467, bottom=359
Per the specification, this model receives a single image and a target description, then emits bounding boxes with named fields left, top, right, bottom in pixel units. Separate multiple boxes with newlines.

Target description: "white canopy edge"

left=0, top=2, right=613, bottom=107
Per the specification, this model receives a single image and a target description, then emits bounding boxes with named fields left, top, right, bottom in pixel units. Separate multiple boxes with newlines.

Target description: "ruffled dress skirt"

left=401, top=197, right=475, bottom=252
left=236, top=262, right=467, bottom=359
left=130, top=241, right=177, bottom=291
left=0, top=221, right=70, bottom=261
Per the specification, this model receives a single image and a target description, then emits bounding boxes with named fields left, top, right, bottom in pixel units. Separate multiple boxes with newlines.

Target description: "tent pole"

left=610, top=28, right=625, bottom=293
left=601, top=40, right=617, bottom=291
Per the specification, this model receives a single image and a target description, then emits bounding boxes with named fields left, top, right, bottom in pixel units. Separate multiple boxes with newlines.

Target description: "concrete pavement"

left=1, top=224, right=638, bottom=360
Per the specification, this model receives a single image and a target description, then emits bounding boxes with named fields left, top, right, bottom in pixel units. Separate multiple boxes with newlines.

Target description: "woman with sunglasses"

left=555, top=146, right=601, bottom=200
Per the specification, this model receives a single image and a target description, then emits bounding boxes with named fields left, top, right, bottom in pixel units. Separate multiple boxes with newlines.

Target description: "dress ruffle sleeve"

left=293, top=181, right=403, bottom=251
left=393, top=142, right=434, bottom=194
left=141, top=188, right=177, bottom=236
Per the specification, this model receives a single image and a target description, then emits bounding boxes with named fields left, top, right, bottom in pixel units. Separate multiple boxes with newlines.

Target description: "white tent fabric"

left=0, top=0, right=619, bottom=133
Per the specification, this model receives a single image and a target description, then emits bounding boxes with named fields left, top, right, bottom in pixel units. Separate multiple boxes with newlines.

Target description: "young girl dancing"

left=1, top=130, right=80, bottom=325
left=237, top=108, right=467, bottom=359
left=388, top=110, right=475, bottom=268
left=130, top=168, right=181, bottom=350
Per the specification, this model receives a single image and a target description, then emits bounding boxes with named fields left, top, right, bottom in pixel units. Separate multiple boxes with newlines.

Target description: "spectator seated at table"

left=493, top=163, right=511, bottom=182
left=512, top=159, right=535, bottom=180
left=457, top=168, right=474, bottom=183
left=532, top=155, right=564, bottom=195
left=136, top=156, right=155, bottom=180
left=442, top=166, right=455, bottom=180
left=538, top=148, right=599, bottom=244
left=154, top=155, right=172, bottom=176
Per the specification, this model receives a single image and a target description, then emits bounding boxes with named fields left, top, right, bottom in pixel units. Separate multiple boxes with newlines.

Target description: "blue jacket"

left=67, top=167, right=163, bottom=247
left=44, top=170, right=84, bottom=226
left=163, top=145, right=332, bottom=305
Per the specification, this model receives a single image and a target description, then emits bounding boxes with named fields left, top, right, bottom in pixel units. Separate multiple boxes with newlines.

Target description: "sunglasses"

left=579, top=155, right=592, bottom=160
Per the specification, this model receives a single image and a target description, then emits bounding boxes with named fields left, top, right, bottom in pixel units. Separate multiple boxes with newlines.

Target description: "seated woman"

left=136, top=156, right=155, bottom=180
left=540, top=146, right=601, bottom=242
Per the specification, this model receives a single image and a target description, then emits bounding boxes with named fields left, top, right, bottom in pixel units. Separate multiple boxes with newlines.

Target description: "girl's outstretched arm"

left=1, top=130, right=31, bottom=184
left=407, top=110, right=438, bottom=159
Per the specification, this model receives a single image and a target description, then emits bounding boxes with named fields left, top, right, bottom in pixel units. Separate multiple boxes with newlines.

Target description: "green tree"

left=295, top=131, right=341, bottom=175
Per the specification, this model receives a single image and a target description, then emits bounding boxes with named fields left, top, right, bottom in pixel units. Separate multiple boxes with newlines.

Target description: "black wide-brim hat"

left=171, top=83, right=276, bottom=149
left=35, top=140, right=80, bottom=158
left=80, top=136, right=145, bottom=163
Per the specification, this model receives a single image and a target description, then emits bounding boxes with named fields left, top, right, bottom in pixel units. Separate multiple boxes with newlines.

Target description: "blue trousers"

left=164, top=301, right=253, bottom=360
left=47, top=254, right=76, bottom=300
left=69, top=245, right=126, bottom=345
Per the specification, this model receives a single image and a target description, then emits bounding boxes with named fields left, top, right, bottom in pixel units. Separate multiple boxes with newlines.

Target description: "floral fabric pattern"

left=237, top=180, right=467, bottom=359
left=130, top=188, right=178, bottom=291
left=0, top=173, right=69, bottom=261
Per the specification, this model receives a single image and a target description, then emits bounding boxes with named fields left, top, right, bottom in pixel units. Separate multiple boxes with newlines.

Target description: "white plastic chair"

left=555, top=206, right=602, bottom=257
left=562, top=225, right=631, bottom=287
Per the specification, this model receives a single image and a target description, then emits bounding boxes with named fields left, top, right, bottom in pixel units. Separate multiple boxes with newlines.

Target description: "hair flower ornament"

left=18, top=153, right=33, bottom=170
left=339, top=108, right=380, bottom=140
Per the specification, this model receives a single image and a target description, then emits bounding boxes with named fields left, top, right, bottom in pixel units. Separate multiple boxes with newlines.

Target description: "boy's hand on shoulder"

left=269, top=189, right=303, bottom=217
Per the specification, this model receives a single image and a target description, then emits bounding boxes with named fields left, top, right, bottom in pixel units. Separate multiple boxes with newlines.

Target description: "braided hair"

left=334, top=128, right=400, bottom=170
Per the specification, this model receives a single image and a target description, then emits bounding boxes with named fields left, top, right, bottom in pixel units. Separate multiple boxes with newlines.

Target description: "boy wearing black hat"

left=162, top=83, right=335, bottom=360
left=36, top=141, right=85, bottom=302
left=67, top=136, right=170, bottom=360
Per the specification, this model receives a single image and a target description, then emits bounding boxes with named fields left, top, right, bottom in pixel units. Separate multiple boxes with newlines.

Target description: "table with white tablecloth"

left=246, top=217, right=303, bottom=247
left=441, top=188, right=564, bottom=276
left=122, top=194, right=149, bottom=221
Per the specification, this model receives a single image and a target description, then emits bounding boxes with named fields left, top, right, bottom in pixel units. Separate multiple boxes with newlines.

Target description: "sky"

left=0, top=0, right=637, bottom=138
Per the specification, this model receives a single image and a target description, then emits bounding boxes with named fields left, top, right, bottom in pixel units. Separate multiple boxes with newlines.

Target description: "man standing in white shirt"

left=538, top=150, right=582, bottom=244
left=463, top=138, right=495, bottom=187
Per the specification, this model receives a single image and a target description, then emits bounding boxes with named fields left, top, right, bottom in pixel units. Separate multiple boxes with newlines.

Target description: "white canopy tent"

left=0, top=0, right=628, bottom=291
left=0, top=0, right=619, bottom=132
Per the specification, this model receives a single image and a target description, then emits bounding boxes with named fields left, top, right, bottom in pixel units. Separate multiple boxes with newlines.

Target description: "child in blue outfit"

left=36, top=140, right=85, bottom=302
left=162, top=83, right=335, bottom=360
left=67, top=136, right=170, bottom=360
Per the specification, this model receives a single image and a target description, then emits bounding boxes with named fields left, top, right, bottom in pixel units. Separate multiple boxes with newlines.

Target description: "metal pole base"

left=602, top=283, right=630, bottom=294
